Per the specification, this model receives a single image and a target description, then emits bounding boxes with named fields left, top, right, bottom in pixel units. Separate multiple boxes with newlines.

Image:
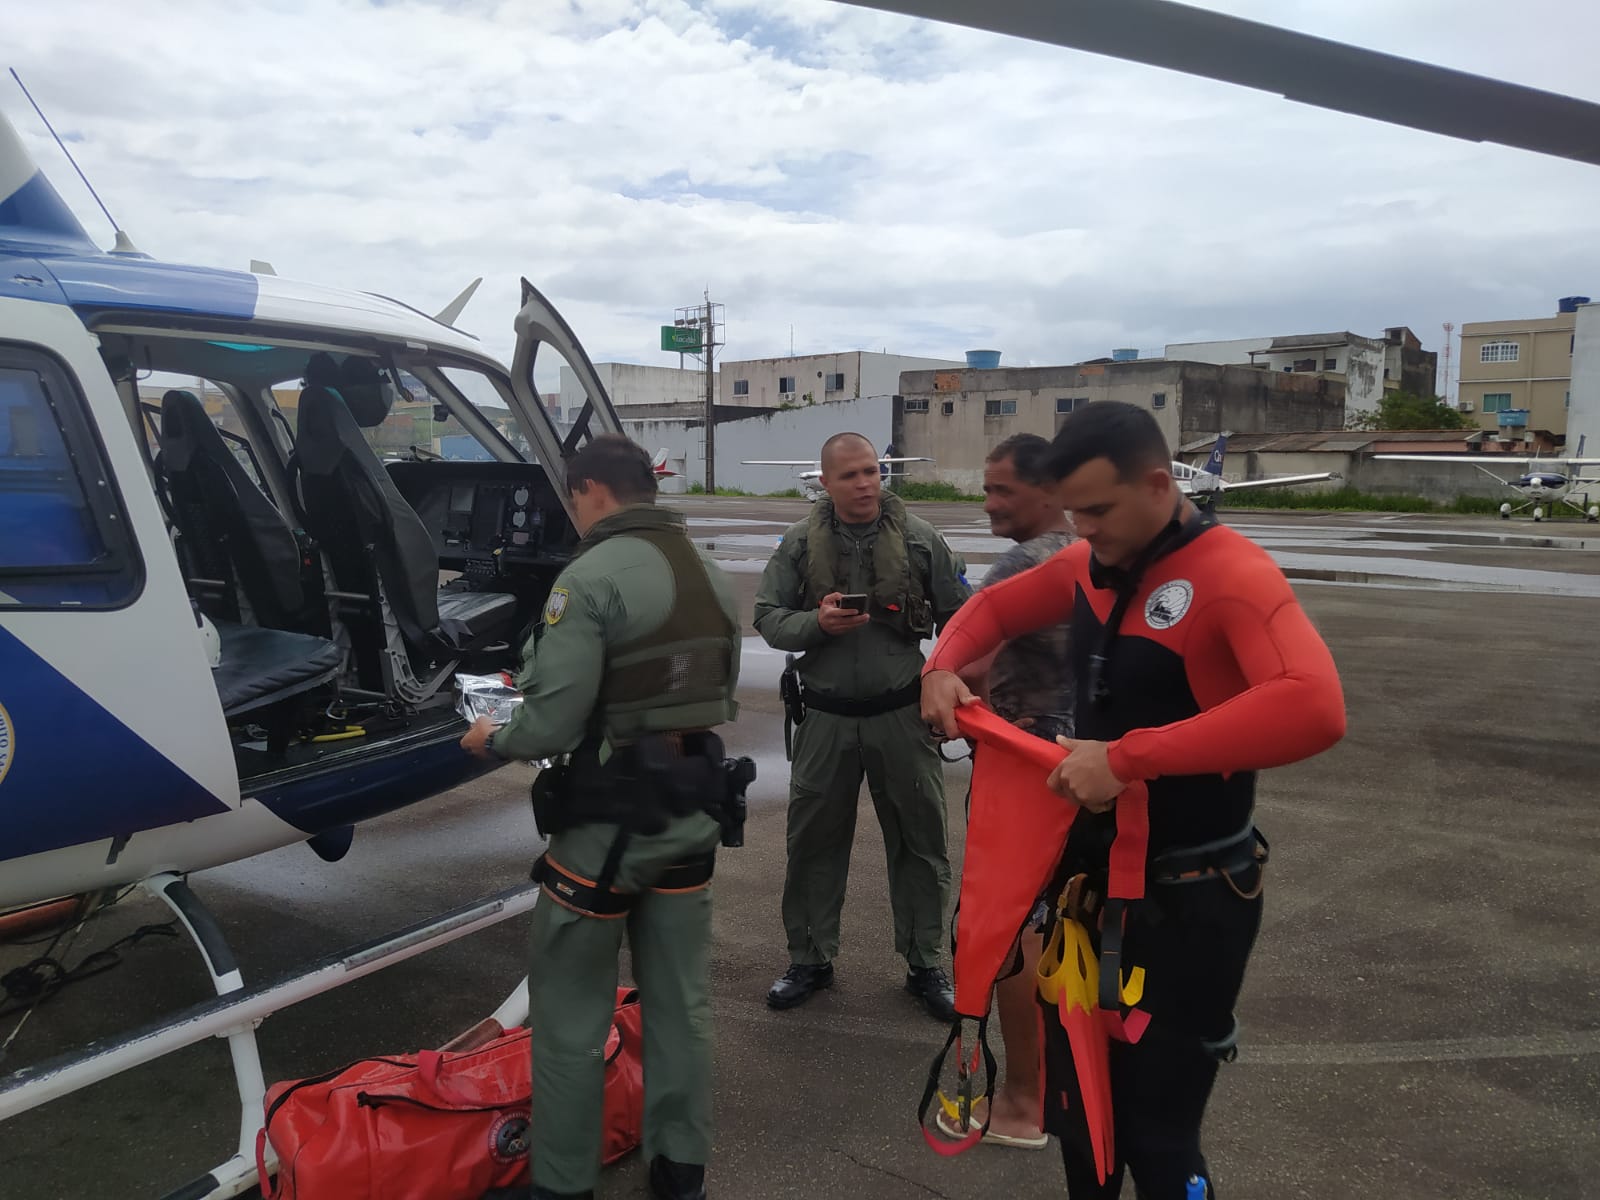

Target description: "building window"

left=1293, top=358, right=1317, bottom=372
left=778, top=376, right=795, bottom=394
left=1151, top=392, right=1167, bottom=409
left=1480, top=342, right=1519, bottom=363
left=1056, top=397, right=1084, bottom=414
left=1323, top=358, right=1337, bottom=371
left=0, top=345, right=142, bottom=609
left=984, top=399, right=1017, bottom=417
left=732, top=379, right=749, bottom=396
left=941, top=401, right=954, bottom=415
left=825, top=372, right=845, bottom=391
left=1566, top=391, right=1571, bottom=409
left=1482, top=393, right=1513, bottom=413
left=903, top=398, right=929, bottom=413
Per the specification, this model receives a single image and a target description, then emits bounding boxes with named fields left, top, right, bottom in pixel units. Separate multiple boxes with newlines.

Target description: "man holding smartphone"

left=754, top=432, right=971, bottom=1018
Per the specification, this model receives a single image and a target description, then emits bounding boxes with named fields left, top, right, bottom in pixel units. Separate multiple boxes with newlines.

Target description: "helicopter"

left=0, top=91, right=632, bottom=1195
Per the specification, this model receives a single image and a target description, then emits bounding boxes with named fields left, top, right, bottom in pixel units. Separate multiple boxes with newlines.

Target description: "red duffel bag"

left=256, top=986, right=644, bottom=1199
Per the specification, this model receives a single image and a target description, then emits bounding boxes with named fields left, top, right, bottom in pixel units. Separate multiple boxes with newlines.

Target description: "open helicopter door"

left=507, top=277, right=624, bottom=513
left=0, top=296, right=241, bottom=905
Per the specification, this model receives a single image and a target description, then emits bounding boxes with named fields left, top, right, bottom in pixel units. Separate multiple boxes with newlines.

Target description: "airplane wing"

left=1220, top=473, right=1337, bottom=492
left=740, top=459, right=818, bottom=466
left=836, top=0, right=1600, bottom=169
left=880, top=456, right=934, bottom=463
left=1373, top=454, right=1600, bottom=466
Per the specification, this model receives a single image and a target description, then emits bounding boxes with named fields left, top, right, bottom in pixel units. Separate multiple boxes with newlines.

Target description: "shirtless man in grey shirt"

left=946, top=433, right=1075, bottom=1150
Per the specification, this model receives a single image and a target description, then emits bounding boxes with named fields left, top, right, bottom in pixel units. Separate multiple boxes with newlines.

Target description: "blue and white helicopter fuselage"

left=0, top=107, right=622, bottom=916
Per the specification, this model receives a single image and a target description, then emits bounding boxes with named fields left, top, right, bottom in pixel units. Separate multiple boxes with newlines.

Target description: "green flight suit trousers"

left=782, top=705, right=951, bottom=970
left=528, top=812, right=721, bottom=1194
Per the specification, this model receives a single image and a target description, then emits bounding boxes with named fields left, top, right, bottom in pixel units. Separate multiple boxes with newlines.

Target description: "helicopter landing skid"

left=0, top=873, right=539, bottom=1200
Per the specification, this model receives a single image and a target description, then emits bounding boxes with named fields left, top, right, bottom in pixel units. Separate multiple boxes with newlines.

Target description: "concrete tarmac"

left=2, top=498, right=1597, bottom=1199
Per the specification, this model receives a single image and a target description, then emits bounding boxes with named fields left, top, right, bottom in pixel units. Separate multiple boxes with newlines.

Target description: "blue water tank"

left=1558, top=296, right=1591, bottom=313
left=1112, top=348, right=1139, bottom=362
left=965, top=349, right=1001, bottom=369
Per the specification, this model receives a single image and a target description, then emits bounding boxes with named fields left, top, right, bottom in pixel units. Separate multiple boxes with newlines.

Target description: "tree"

left=1346, top=390, right=1475, bottom=431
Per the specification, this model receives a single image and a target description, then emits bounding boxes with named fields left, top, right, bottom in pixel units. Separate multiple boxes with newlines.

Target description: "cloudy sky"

left=6, top=0, right=1598, bottom=395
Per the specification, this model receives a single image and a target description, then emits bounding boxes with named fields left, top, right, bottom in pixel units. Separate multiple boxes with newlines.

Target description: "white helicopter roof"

left=0, top=107, right=493, bottom=363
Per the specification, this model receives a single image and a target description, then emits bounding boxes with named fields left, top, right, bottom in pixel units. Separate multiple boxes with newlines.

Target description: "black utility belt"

left=530, top=730, right=754, bottom=849
left=802, top=680, right=921, bottom=718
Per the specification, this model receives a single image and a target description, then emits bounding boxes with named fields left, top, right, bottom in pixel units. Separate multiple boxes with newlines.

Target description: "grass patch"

left=1220, top=486, right=1509, bottom=514
left=1218, top=486, right=1434, bottom=512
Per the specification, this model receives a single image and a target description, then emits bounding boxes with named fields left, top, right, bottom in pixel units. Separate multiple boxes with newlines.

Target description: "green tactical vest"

left=803, top=491, right=933, bottom=640
left=575, top=506, right=739, bottom=742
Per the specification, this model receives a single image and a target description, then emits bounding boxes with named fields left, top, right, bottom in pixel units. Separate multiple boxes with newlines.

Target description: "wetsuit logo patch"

left=0, top=701, right=12, bottom=787
left=1144, top=580, right=1194, bottom=630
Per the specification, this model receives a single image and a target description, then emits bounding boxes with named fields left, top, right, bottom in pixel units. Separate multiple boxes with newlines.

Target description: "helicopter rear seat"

left=212, top=621, right=342, bottom=719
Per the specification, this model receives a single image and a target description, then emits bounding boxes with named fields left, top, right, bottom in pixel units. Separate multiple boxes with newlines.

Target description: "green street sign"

left=661, top=325, right=703, bottom=352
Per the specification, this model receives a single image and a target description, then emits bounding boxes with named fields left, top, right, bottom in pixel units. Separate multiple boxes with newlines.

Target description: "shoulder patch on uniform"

left=544, top=587, right=570, bottom=625
left=1144, top=579, right=1194, bottom=631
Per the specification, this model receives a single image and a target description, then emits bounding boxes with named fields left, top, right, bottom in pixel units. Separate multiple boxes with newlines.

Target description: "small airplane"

left=740, top=453, right=933, bottom=500
left=1173, top=434, right=1337, bottom=504
left=1374, top=437, right=1600, bottom=521
left=650, top=446, right=678, bottom=478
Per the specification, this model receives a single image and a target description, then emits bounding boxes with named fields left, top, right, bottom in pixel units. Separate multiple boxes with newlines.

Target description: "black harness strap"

left=531, top=851, right=716, bottom=919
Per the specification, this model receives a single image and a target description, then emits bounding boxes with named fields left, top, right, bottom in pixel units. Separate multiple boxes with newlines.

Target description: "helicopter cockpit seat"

left=161, top=391, right=343, bottom=739
left=160, top=389, right=316, bottom=634
left=294, top=354, right=516, bottom=699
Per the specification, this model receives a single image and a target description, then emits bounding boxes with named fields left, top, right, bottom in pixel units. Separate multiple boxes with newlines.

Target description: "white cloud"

left=5, top=0, right=1598, bottom=396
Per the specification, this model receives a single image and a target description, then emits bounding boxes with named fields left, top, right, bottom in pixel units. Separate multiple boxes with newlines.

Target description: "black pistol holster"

left=780, top=653, right=806, bottom=760
left=530, top=761, right=574, bottom=840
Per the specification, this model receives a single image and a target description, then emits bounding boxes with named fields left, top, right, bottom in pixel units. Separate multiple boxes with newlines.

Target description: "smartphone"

left=838, top=593, right=869, bottom=614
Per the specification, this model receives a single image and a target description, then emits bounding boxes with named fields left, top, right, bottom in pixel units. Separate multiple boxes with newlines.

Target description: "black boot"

left=765, top=961, right=834, bottom=1009
left=648, top=1155, right=707, bottom=1200
left=905, top=965, right=957, bottom=1022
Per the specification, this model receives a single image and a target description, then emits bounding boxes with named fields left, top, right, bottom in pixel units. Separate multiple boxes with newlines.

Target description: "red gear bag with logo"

left=255, top=986, right=643, bottom=1199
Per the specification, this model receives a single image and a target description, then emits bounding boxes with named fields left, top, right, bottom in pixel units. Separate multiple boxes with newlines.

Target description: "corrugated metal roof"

left=1179, top=428, right=1481, bottom=456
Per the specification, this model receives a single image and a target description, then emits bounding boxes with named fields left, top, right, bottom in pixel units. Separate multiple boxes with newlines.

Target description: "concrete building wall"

left=617, top=397, right=891, bottom=494
left=1226, top=454, right=1513, bottom=502
left=1459, top=308, right=1578, bottom=437
left=895, top=362, right=1343, bottom=493
left=1253, top=339, right=1384, bottom=420
left=718, top=352, right=961, bottom=409
left=1569, top=303, right=1600, bottom=456
left=1347, top=457, right=1520, bottom=502
left=559, top=363, right=711, bottom=416
left=1388, top=344, right=1439, bottom=398
left=1172, top=330, right=1433, bottom=422
left=1177, top=364, right=1346, bottom=437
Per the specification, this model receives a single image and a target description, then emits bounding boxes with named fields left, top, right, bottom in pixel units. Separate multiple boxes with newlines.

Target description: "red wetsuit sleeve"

left=1106, top=567, right=1346, bottom=782
left=923, top=544, right=1083, bottom=676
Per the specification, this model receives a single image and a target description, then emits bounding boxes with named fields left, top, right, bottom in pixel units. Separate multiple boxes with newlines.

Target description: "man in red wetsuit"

left=921, top=401, right=1345, bottom=1199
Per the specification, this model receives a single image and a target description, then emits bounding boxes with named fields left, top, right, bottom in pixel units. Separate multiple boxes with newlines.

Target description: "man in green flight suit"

left=755, top=432, right=970, bottom=1018
left=462, top=435, right=748, bottom=1200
